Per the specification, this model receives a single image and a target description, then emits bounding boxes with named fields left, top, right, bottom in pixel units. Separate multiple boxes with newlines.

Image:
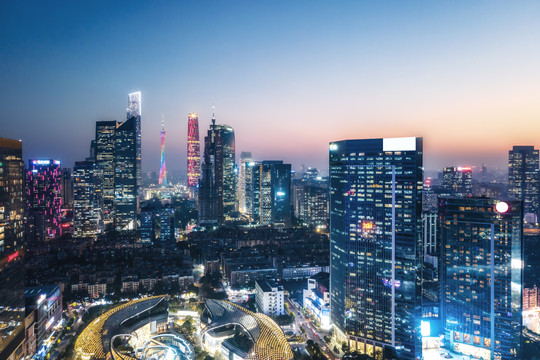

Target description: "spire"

left=161, top=114, right=165, bottom=131
left=211, top=104, right=216, bottom=126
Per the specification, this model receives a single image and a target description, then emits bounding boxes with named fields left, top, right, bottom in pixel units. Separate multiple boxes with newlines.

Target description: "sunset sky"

left=1, top=1, right=540, bottom=174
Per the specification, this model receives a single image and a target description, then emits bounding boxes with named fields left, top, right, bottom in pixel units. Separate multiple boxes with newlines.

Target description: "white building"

left=255, top=280, right=284, bottom=316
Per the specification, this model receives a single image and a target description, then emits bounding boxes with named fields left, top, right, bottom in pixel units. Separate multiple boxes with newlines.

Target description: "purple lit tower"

left=159, top=119, right=167, bottom=187
left=26, top=159, right=63, bottom=242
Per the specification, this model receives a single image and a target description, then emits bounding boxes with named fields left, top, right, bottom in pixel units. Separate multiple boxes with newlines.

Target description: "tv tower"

left=159, top=118, right=167, bottom=187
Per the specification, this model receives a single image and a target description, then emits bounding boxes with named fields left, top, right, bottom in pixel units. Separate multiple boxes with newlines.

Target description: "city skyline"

left=2, top=1, right=540, bottom=173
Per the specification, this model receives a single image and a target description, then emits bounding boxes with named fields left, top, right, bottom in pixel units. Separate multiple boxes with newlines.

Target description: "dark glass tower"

left=95, top=120, right=119, bottom=224
left=508, top=145, right=539, bottom=220
left=0, top=138, right=25, bottom=360
left=329, top=137, right=423, bottom=359
left=442, top=166, right=473, bottom=197
left=198, top=112, right=235, bottom=225
left=114, top=117, right=138, bottom=230
left=250, top=161, right=291, bottom=226
left=439, top=197, right=523, bottom=359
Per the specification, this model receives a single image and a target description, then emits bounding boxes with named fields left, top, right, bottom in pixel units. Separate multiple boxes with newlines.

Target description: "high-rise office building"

left=159, top=120, right=167, bottom=187
left=127, top=91, right=142, bottom=192
left=73, top=160, right=103, bottom=238
left=198, top=112, right=235, bottom=225
left=159, top=205, right=174, bottom=242
left=250, top=161, right=291, bottom=226
left=95, top=120, right=120, bottom=224
left=187, top=113, right=201, bottom=196
left=442, top=166, right=473, bottom=197
left=439, top=197, right=523, bottom=359
left=26, top=159, right=62, bottom=242
left=0, top=138, right=25, bottom=360
left=329, top=137, right=423, bottom=359
left=294, top=178, right=329, bottom=227
left=508, top=145, right=539, bottom=220
left=114, top=117, right=138, bottom=230
left=238, top=151, right=252, bottom=214
left=61, top=168, right=73, bottom=208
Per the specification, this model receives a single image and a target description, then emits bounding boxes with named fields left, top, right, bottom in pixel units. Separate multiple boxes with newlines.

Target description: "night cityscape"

left=2, top=2, right=540, bottom=360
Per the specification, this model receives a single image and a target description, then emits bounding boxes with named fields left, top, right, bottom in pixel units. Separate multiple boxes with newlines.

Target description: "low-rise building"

left=88, top=283, right=107, bottom=298
left=282, top=265, right=329, bottom=280
left=255, top=280, right=284, bottom=316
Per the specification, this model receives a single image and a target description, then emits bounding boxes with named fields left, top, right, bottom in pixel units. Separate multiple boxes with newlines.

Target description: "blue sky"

left=1, top=1, right=540, bottom=174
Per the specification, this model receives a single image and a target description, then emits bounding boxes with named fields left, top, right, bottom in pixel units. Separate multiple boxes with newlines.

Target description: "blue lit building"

left=329, top=137, right=423, bottom=359
left=439, top=197, right=523, bottom=359
left=303, top=272, right=330, bottom=329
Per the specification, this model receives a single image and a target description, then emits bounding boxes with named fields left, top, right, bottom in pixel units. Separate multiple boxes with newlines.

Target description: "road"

left=287, top=298, right=336, bottom=360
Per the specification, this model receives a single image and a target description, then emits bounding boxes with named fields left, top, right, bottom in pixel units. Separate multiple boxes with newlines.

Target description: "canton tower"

left=187, top=113, right=201, bottom=193
left=159, top=119, right=167, bottom=187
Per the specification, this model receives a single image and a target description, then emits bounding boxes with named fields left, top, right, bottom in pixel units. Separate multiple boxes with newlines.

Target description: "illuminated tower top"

left=127, top=91, right=141, bottom=118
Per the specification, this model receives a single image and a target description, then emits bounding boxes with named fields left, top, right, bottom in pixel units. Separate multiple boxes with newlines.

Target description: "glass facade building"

left=198, top=115, right=235, bottom=225
left=439, top=197, right=523, bottom=359
left=251, top=161, right=291, bottom=226
left=442, top=166, right=473, bottom=197
left=508, top=145, right=539, bottom=220
left=329, top=137, right=423, bottom=359
left=114, top=117, right=138, bottom=230
left=73, top=160, right=103, bottom=238
left=95, top=120, right=119, bottom=224
left=0, top=138, right=25, bottom=360
left=127, top=91, right=142, bottom=192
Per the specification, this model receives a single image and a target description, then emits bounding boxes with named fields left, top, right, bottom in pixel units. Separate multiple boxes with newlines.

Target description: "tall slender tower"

left=159, top=119, right=167, bottom=187
left=187, top=113, right=200, bottom=194
left=127, top=91, right=142, bottom=192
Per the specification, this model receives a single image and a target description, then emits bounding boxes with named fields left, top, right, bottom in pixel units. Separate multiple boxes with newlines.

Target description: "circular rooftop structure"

left=201, top=299, right=293, bottom=360
left=74, top=296, right=189, bottom=360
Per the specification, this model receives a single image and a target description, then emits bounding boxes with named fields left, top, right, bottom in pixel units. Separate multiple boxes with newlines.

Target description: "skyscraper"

left=114, top=117, right=138, bottom=230
left=250, top=161, right=291, bottom=226
left=73, top=160, right=103, bottom=238
left=508, top=145, right=539, bottom=220
left=198, top=111, right=236, bottom=225
left=26, top=159, right=62, bottom=242
left=442, top=166, right=473, bottom=197
left=159, top=120, right=167, bottom=187
left=0, top=138, right=25, bottom=360
left=95, top=120, right=120, bottom=224
left=187, top=113, right=201, bottom=196
left=238, top=151, right=252, bottom=214
left=329, top=137, right=423, bottom=359
left=439, top=197, right=523, bottom=359
left=127, top=91, right=142, bottom=193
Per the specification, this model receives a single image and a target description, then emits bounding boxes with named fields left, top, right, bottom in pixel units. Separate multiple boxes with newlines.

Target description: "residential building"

left=255, top=279, right=285, bottom=316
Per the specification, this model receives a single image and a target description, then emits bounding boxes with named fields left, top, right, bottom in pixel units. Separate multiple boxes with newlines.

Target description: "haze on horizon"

left=1, top=1, right=539, bottom=175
